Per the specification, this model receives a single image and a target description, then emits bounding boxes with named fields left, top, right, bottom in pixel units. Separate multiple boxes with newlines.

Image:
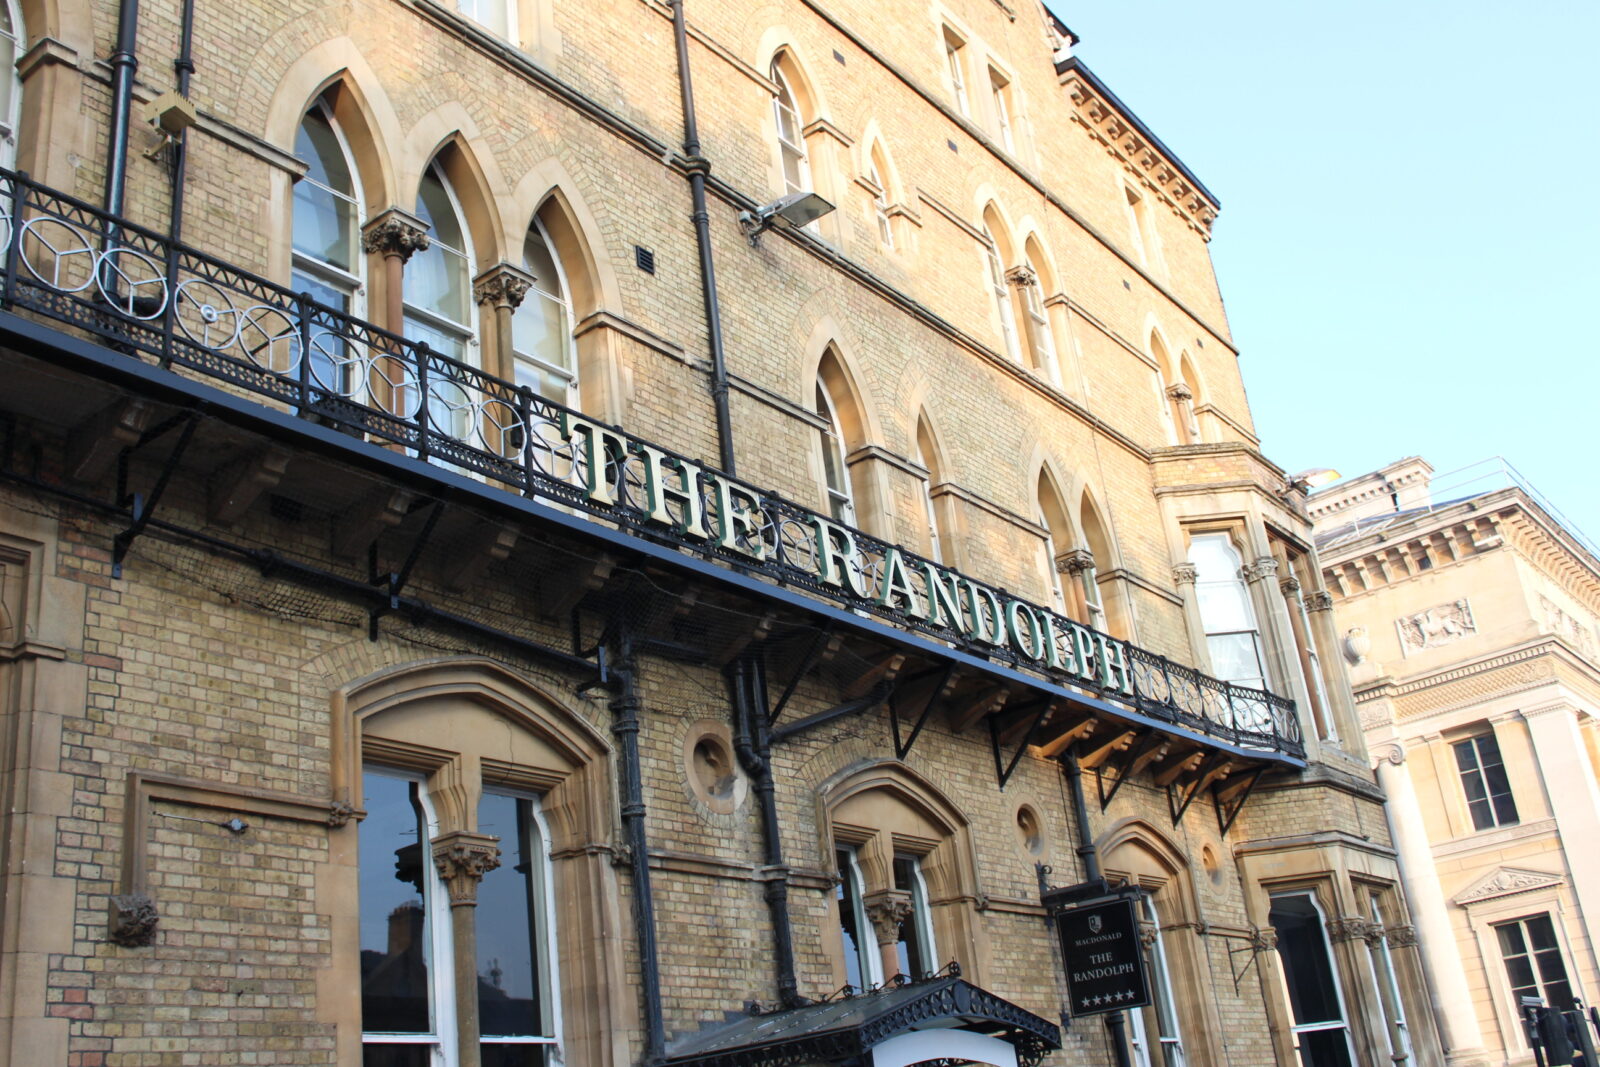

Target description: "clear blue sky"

left=1055, top=2, right=1600, bottom=542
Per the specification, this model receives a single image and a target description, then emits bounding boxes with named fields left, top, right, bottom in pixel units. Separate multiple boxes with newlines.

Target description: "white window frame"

left=771, top=63, right=810, bottom=199
left=837, top=846, right=882, bottom=990
left=1364, top=893, right=1411, bottom=1065
left=0, top=0, right=24, bottom=165
left=1269, top=890, right=1357, bottom=1067
left=360, top=771, right=564, bottom=1066
left=291, top=101, right=366, bottom=398
left=989, top=67, right=1014, bottom=152
left=1128, top=895, right=1186, bottom=1067
left=943, top=30, right=969, bottom=116
left=816, top=378, right=855, bottom=524
left=915, top=434, right=942, bottom=563
left=1188, top=531, right=1268, bottom=692
left=512, top=214, right=577, bottom=407
left=868, top=156, right=894, bottom=250
left=981, top=226, right=1021, bottom=362
left=893, top=854, right=938, bottom=980
left=1021, top=265, right=1057, bottom=379
left=1038, top=511, right=1069, bottom=617
left=360, top=770, right=458, bottom=1064
left=405, top=162, right=477, bottom=364
left=456, top=0, right=516, bottom=41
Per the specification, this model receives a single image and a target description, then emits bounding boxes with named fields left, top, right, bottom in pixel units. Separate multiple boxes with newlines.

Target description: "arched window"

left=914, top=416, right=950, bottom=564
left=0, top=0, right=22, bottom=167
left=512, top=216, right=575, bottom=404
left=981, top=223, right=1020, bottom=362
left=292, top=101, right=365, bottom=395
left=867, top=148, right=893, bottom=250
left=816, top=376, right=853, bottom=524
left=1022, top=239, right=1059, bottom=381
left=1036, top=473, right=1072, bottom=617
left=771, top=60, right=810, bottom=199
left=1078, top=495, right=1113, bottom=633
left=406, top=161, right=475, bottom=364
left=1188, top=532, right=1266, bottom=690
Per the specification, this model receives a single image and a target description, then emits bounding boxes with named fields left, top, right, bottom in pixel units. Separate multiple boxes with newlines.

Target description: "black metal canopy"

left=660, top=977, right=1061, bottom=1067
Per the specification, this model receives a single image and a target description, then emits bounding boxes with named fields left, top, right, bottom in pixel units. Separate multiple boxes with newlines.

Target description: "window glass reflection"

left=360, top=771, right=433, bottom=1036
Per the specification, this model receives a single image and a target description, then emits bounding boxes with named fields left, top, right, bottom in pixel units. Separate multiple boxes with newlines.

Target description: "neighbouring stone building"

left=1314, top=457, right=1600, bottom=1067
left=0, top=0, right=1440, bottom=1064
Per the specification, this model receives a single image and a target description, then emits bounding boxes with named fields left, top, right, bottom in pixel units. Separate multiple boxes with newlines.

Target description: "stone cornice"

left=1057, top=58, right=1218, bottom=237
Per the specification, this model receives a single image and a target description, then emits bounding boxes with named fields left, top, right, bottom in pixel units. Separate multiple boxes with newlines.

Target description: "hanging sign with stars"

left=1055, top=897, right=1151, bottom=1017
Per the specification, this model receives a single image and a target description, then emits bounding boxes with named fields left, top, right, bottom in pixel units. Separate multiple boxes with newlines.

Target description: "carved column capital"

left=108, top=892, right=160, bottom=946
left=1003, top=264, right=1038, bottom=288
left=1372, top=742, right=1407, bottom=768
left=1164, top=382, right=1193, bottom=402
left=1278, top=574, right=1302, bottom=598
left=1248, top=926, right=1277, bottom=952
left=862, top=889, right=914, bottom=946
left=473, top=262, right=536, bottom=310
left=1304, top=590, right=1334, bottom=613
left=327, top=800, right=357, bottom=828
left=1326, top=917, right=1372, bottom=943
left=432, top=831, right=501, bottom=907
left=1241, top=556, right=1279, bottom=583
left=1138, top=923, right=1159, bottom=949
left=1385, top=923, right=1419, bottom=947
left=1171, top=562, right=1198, bottom=586
left=1056, top=547, right=1096, bottom=575
left=362, top=208, right=431, bottom=262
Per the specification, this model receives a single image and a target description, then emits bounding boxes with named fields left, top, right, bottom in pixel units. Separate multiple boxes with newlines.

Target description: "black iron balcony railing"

left=0, top=167, right=1303, bottom=760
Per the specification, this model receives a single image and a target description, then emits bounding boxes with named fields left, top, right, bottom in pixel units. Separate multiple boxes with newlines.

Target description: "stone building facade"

left=1314, top=458, right=1600, bottom=1066
left=0, top=0, right=1438, bottom=1064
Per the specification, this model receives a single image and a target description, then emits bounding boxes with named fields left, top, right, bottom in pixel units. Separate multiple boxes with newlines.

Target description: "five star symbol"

left=1081, top=990, right=1139, bottom=1009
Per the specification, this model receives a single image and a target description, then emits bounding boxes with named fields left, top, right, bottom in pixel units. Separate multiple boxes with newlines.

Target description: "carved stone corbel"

left=108, top=892, right=160, bottom=947
left=1171, top=562, right=1198, bottom=586
left=1248, top=926, right=1277, bottom=952
left=432, top=831, right=502, bottom=907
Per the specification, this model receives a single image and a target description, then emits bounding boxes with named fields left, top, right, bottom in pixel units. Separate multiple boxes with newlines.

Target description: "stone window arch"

left=1100, top=820, right=1218, bottom=1067
left=1035, top=468, right=1075, bottom=618
left=914, top=412, right=954, bottom=565
left=332, top=658, right=626, bottom=1067
left=1019, top=235, right=1060, bottom=383
left=770, top=52, right=813, bottom=201
left=979, top=204, right=1021, bottom=363
left=292, top=95, right=367, bottom=400
left=819, top=762, right=988, bottom=990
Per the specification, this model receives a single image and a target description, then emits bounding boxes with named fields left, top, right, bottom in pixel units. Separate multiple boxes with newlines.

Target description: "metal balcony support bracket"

left=767, top=621, right=835, bottom=727
left=1094, top=731, right=1165, bottom=812
left=367, top=498, right=443, bottom=640
left=889, top=662, right=958, bottom=761
left=770, top=681, right=892, bottom=744
left=988, top=698, right=1052, bottom=790
left=1213, top=766, right=1265, bottom=837
left=111, top=408, right=200, bottom=578
left=1167, top=751, right=1231, bottom=827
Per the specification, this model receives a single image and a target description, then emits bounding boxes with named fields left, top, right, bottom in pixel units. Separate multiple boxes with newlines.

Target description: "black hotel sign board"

left=1055, top=897, right=1151, bottom=1017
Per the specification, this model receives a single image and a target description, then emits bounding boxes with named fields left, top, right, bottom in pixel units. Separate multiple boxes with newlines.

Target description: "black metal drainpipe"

left=610, top=626, right=667, bottom=1061
left=103, top=0, right=141, bottom=229
left=668, top=0, right=736, bottom=476
left=1062, top=749, right=1133, bottom=1067
left=167, top=0, right=196, bottom=242
left=729, top=654, right=801, bottom=1007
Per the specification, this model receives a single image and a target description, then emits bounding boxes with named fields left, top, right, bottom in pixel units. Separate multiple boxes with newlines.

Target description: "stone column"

left=1278, top=575, right=1330, bottom=740
left=473, top=263, right=535, bottom=380
left=1522, top=702, right=1600, bottom=963
left=433, top=830, right=502, bottom=1067
left=1005, top=264, right=1046, bottom=373
left=1164, top=381, right=1199, bottom=442
left=1305, top=590, right=1362, bottom=745
left=1057, top=546, right=1095, bottom=625
left=1171, top=562, right=1209, bottom=670
left=1373, top=744, right=1488, bottom=1066
left=362, top=208, right=430, bottom=337
left=863, top=888, right=914, bottom=983
left=1243, top=556, right=1309, bottom=713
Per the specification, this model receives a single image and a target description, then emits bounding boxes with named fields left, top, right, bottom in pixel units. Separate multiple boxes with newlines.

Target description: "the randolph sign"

left=1054, top=897, right=1151, bottom=1018
left=557, top=411, right=1138, bottom=696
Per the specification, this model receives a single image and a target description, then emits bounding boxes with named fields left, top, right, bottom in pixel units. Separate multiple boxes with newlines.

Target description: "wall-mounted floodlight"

left=739, top=191, right=835, bottom=246
left=1288, top=467, right=1342, bottom=492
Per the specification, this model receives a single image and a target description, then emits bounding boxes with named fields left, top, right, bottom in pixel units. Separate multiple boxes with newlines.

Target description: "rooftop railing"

left=0, top=167, right=1303, bottom=761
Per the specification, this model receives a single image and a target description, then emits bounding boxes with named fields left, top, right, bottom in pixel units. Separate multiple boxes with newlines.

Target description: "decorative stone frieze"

left=362, top=208, right=431, bottom=262
left=432, top=831, right=502, bottom=907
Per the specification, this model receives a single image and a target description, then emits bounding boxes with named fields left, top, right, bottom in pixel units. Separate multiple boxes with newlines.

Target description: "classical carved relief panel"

left=1539, top=594, right=1596, bottom=656
left=1396, top=599, right=1476, bottom=656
